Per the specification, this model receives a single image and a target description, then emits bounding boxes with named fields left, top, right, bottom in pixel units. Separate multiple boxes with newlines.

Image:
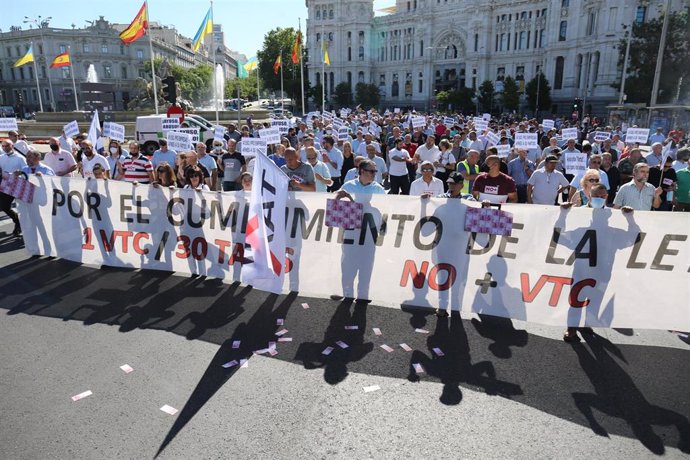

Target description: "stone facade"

left=305, top=0, right=686, bottom=115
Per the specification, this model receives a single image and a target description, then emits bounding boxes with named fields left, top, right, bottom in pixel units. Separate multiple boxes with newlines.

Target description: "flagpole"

left=279, top=52, right=284, bottom=117
left=256, top=68, right=260, bottom=106
left=68, top=46, right=79, bottom=111
left=321, top=24, right=325, bottom=114
left=146, top=1, right=159, bottom=114
left=30, top=42, right=44, bottom=113
left=211, top=0, right=219, bottom=125
left=299, top=18, right=305, bottom=116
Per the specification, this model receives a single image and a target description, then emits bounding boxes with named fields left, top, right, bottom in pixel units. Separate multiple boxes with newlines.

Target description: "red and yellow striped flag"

left=291, top=32, right=301, bottom=64
left=119, top=2, right=148, bottom=45
left=50, top=52, right=71, bottom=68
left=273, top=55, right=281, bottom=75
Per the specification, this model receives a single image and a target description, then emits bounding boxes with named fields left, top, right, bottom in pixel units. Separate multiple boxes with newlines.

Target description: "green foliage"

left=525, top=73, right=552, bottom=113
left=334, top=82, right=353, bottom=107
left=354, top=83, right=380, bottom=109
left=614, top=11, right=689, bottom=103
left=501, top=76, right=520, bottom=112
left=447, top=87, right=475, bottom=112
left=309, top=83, right=325, bottom=104
left=145, top=58, right=213, bottom=104
left=226, top=70, right=258, bottom=101
left=478, top=80, right=495, bottom=112
left=256, top=27, right=307, bottom=107
left=435, top=90, right=450, bottom=108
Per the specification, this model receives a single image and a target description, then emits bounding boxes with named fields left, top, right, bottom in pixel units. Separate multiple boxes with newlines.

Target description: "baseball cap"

left=446, top=171, right=464, bottom=184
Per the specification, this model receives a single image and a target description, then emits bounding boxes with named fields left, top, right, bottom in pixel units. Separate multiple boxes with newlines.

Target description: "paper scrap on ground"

left=71, top=390, right=93, bottom=402
left=399, top=343, right=412, bottom=352
left=119, top=364, right=134, bottom=374
left=345, top=325, right=359, bottom=330
left=380, top=344, right=394, bottom=353
left=432, top=347, right=445, bottom=357
left=302, top=303, right=310, bottom=309
left=160, top=405, right=178, bottom=416
left=268, top=349, right=279, bottom=356
left=278, top=337, right=293, bottom=342
left=336, top=341, right=349, bottom=349
left=671, top=331, right=689, bottom=338
left=415, top=328, right=430, bottom=334
left=372, top=328, right=382, bottom=336
left=240, top=359, right=248, bottom=368
left=222, top=360, right=238, bottom=368
left=232, top=340, right=241, bottom=349
left=276, top=319, right=284, bottom=326
left=363, top=385, right=381, bottom=393
left=275, top=329, right=288, bottom=336
left=268, top=342, right=277, bottom=350
left=254, top=348, right=269, bottom=355
left=413, top=363, right=425, bottom=374
left=322, top=346, right=334, bottom=355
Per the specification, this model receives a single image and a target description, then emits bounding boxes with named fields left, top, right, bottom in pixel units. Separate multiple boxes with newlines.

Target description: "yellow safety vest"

left=458, top=160, right=479, bottom=194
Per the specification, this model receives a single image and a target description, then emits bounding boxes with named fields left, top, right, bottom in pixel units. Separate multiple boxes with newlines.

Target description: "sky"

left=2, top=0, right=396, bottom=59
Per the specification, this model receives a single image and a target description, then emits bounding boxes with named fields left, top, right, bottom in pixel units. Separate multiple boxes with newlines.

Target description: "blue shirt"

left=341, top=179, right=386, bottom=195
left=507, top=157, right=535, bottom=185
left=269, top=154, right=287, bottom=168
left=151, top=149, right=177, bottom=169
left=21, top=163, right=55, bottom=176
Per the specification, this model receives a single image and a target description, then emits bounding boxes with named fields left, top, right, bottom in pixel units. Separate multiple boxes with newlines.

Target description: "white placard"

left=594, top=131, right=611, bottom=142
left=272, top=119, right=289, bottom=135
left=239, top=137, right=268, bottom=157
left=474, top=120, right=489, bottom=133
left=514, top=133, right=538, bottom=149
left=162, top=118, right=180, bottom=133
left=411, top=116, right=426, bottom=129
left=332, top=118, right=343, bottom=131
left=561, top=128, right=578, bottom=141
left=542, top=119, right=555, bottom=130
left=495, top=144, right=511, bottom=158
left=175, top=128, right=200, bottom=143
left=166, top=131, right=193, bottom=152
left=322, top=111, right=333, bottom=122
left=625, top=128, right=650, bottom=145
left=63, top=120, right=80, bottom=138
left=443, top=116, right=455, bottom=127
left=103, top=122, right=125, bottom=142
left=0, top=118, right=19, bottom=132
left=258, top=127, right=281, bottom=145
left=394, top=108, right=401, bottom=113
left=337, top=127, right=350, bottom=141
left=482, top=113, right=491, bottom=121
left=564, top=151, right=588, bottom=174
left=213, top=125, right=226, bottom=141
left=486, top=131, right=500, bottom=146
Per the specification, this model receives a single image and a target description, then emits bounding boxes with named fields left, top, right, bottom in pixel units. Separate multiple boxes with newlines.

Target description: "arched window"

left=554, top=56, right=564, bottom=89
left=358, top=71, right=365, bottom=83
left=348, top=47, right=352, bottom=61
left=358, top=46, right=364, bottom=60
left=559, top=21, right=567, bottom=41
left=561, top=0, right=569, bottom=7
left=316, top=9, right=321, bottom=19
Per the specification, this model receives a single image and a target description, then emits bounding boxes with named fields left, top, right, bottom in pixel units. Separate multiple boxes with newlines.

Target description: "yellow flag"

left=14, top=45, right=34, bottom=68
left=323, top=41, right=330, bottom=66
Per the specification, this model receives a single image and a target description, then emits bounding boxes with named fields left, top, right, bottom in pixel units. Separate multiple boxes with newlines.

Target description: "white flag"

left=242, top=153, right=289, bottom=294
left=87, top=110, right=101, bottom=149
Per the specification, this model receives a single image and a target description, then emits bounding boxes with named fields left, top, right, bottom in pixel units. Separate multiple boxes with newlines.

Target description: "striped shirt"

left=121, top=155, right=153, bottom=183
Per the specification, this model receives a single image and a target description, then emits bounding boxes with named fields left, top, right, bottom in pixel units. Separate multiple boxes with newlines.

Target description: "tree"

left=478, top=80, right=495, bottom=113
left=225, top=70, right=258, bottom=101
left=334, top=82, right=353, bottom=107
left=257, top=27, right=306, bottom=105
left=502, top=76, right=520, bottom=112
left=435, top=90, right=450, bottom=110
left=354, top=83, right=380, bottom=109
left=144, top=58, right=213, bottom=105
left=447, top=87, right=475, bottom=113
left=525, top=73, right=552, bottom=113
left=309, top=83, right=325, bottom=104
left=614, top=11, right=689, bottom=104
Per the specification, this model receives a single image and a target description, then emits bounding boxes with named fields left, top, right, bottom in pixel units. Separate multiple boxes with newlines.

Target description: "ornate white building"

left=306, top=0, right=686, bottom=115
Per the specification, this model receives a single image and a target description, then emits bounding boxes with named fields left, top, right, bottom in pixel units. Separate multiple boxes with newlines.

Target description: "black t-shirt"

left=648, top=166, right=677, bottom=204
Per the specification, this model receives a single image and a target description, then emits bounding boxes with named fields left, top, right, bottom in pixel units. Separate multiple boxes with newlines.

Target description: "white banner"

left=0, top=117, right=19, bottom=131
left=258, top=127, right=281, bottom=145
left=162, top=118, right=180, bottom=133
left=474, top=121, right=489, bottom=133
left=542, top=119, right=555, bottom=130
left=486, top=131, right=500, bottom=146
left=166, top=131, right=193, bottom=152
left=18, top=177, right=690, bottom=331
left=103, top=122, right=125, bottom=142
left=213, top=125, right=226, bottom=142
left=561, top=128, right=578, bottom=141
left=564, top=151, right=588, bottom=174
left=495, top=144, right=511, bottom=158
left=63, top=120, right=80, bottom=138
left=514, top=133, right=538, bottom=149
left=241, top=153, right=289, bottom=293
left=625, top=128, right=650, bottom=145
left=239, top=137, right=268, bottom=157
left=411, top=116, right=426, bottom=129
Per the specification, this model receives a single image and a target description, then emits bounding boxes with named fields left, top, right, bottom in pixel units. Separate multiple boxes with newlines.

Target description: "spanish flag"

left=119, top=2, right=148, bottom=45
left=273, top=55, right=281, bottom=75
left=192, top=7, right=213, bottom=52
left=322, top=41, right=330, bottom=66
left=50, top=52, right=71, bottom=68
left=13, top=45, right=34, bottom=68
left=291, top=31, right=301, bottom=65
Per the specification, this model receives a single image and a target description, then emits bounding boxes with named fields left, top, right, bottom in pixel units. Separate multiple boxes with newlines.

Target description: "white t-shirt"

left=437, top=150, right=456, bottom=174
left=322, top=147, right=344, bottom=178
left=356, top=140, right=381, bottom=157
left=410, top=176, right=445, bottom=196
left=81, top=153, right=110, bottom=178
left=415, top=144, right=440, bottom=173
left=388, top=148, right=410, bottom=177
left=310, top=160, right=331, bottom=193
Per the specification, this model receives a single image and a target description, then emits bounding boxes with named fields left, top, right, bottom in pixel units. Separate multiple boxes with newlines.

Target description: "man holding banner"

left=0, top=138, right=27, bottom=236
left=43, top=137, right=77, bottom=177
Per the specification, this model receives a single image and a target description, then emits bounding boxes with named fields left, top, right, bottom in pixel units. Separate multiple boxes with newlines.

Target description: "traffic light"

left=17, top=93, right=23, bottom=104
left=162, top=76, right=176, bottom=104
left=573, top=98, right=581, bottom=110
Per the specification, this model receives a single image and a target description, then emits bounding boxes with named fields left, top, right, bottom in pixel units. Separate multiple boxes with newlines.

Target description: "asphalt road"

left=0, top=217, right=689, bottom=459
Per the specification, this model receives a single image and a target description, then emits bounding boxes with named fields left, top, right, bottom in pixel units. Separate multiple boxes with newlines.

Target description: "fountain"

left=214, top=64, right=225, bottom=112
left=86, top=64, right=99, bottom=83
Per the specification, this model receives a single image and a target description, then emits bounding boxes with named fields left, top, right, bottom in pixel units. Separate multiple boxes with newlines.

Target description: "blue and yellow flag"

left=238, top=61, right=249, bottom=79
left=192, top=7, right=213, bottom=52
left=243, top=56, right=258, bottom=72
left=14, top=45, right=34, bottom=68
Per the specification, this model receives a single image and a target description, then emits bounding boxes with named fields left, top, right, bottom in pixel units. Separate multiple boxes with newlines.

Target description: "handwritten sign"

left=272, top=119, right=290, bottom=134
left=174, top=128, right=200, bottom=144
left=561, top=128, right=578, bottom=141
left=564, top=151, right=587, bottom=174
left=625, top=128, right=650, bottom=145
left=103, top=122, right=125, bottom=142
left=239, top=137, right=268, bottom=157
left=486, top=131, right=500, bottom=146
left=258, top=127, right=281, bottom=145
left=411, top=116, right=426, bottom=129
left=63, top=120, right=80, bottom=138
left=495, top=144, right=511, bottom=158
left=166, top=131, right=193, bottom=152
left=542, top=119, right=554, bottom=130
left=0, top=118, right=18, bottom=132
left=514, top=133, right=538, bottom=149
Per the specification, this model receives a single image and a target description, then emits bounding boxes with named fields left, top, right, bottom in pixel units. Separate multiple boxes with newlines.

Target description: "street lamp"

left=23, top=15, right=56, bottom=111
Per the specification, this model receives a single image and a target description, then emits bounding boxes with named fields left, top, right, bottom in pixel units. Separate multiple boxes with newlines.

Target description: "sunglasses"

left=587, top=178, right=600, bottom=183
left=307, top=157, right=317, bottom=160
left=422, top=168, right=434, bottom=172
left=363, top=169, right=378, bottom=173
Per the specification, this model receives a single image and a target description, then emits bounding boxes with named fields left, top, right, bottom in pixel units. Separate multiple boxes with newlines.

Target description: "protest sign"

left=166, top=131, right=193, bottom=152
left=0, top=118, right=18, bottom=132
left=102, top=122, right=125, bottom=142
left=239, top=137, right=268, bottom=157
left=161, top=118, right=180, bottom=133
left=474, top=120, right=489, bottom=133
left=564, top=151, right=587, bottom=174
left=495, top=144, right=511, bottom=158
left=63, top=121, right=80, bottom=138
left=258, top=127, right=281, bottom=145
left=272, top=119, right=290, bottom=135
left=625, top=128, right=650, bottom=144
left=542, top=119, right=555, bottom=130
left=213, top=125, right=226, bottom=141
left=175, top=128, right=199, bottom=143
left=20, top=177, right=690, bottom=331
left=443, top=116, right=455, bottom=127
left=514, top=133, right=538, bottom=149
left=486, top=131, right=500, bottom=146
left=594, top=131, right=611, bottom=142
left=337, top=127, right=350, bottom=141
left=411, top=116, right=426, bottom=129
left=561, top=128, right=578, bottom=141
left=394, top=108, right=401, bottom=113
left=482, top=113, right=491, bottom=121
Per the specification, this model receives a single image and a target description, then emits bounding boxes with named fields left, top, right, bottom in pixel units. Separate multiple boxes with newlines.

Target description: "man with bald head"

left=43, top=136, right=78, bottom=177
